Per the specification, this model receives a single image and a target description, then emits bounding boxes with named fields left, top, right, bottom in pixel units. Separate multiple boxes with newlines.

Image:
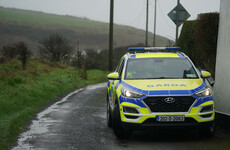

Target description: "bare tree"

left=39, top=34, right=73, bottom=62
left=0, top=42, right=31, bottom=68
left=0, top=45, right=17, bottom=63
left=14, top=42, right=31, bottom=70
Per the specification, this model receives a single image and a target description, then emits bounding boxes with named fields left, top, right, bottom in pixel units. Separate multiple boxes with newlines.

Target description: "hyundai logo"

left=164, top=97, right=175, bottom=103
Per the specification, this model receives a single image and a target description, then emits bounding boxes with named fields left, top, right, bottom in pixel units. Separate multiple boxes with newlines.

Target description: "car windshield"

left=125, top=57, right=199, bottom=79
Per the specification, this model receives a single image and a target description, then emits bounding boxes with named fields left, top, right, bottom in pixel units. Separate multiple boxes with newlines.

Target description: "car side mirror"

left=201, top=70, right=211, bottom=78
left=207, top=76, right=215, bottom=86
left=107, top=72, right=121, bottom=80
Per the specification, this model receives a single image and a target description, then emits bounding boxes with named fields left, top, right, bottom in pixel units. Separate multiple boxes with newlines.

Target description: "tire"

left=199, top=121, right=216, bottom=138
left=112, top=104, right=131, bottom=139
left=107, top=98, right=112, bottom=128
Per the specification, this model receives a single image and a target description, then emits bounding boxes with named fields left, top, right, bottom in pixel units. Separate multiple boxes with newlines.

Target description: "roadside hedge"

left=178, top=13, right=219, bottom=77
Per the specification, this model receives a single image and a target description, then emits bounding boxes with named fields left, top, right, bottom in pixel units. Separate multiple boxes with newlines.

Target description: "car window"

left=115, top=58, right=123, bottom=72
left=125, top=58, right=199, bottom=79
left=118, top=59, right=124, bottom=77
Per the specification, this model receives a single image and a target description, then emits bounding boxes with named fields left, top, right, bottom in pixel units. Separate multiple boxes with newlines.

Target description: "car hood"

left=122, top=79, right=206, bottom=95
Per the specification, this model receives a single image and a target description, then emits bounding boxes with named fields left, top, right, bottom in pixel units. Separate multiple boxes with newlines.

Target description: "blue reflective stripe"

left=108, top=89, right=111, bottom=97
left=193, top=96, right=214, bottom=107
left=149, top=90, right=169, bottom=95
left=107, top=81, right=111, bottom=97
left=115, top=81, right=120, bottom=89
left=130, top=55, right=136, bottom=58
left=141, top=90, right=149, bottom=95
left=169, top=90, right=190, bottom=95
left=107, top=81, right=110, bottom=87
left=128, top=48, right=145, bottom=51
left=165, top=47, right=180, bottom=50
left=121, top=81, right=134, bottom=90
left=119, top=95, right=147, bottom=108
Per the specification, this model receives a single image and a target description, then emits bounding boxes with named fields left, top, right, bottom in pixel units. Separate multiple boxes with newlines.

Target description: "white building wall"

left=214, top=0, right=230, bottom=115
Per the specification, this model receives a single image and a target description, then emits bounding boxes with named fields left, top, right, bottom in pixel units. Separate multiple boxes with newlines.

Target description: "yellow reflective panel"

left=199, top=101, right=215, bottom=107
left=135, top=53, right=179, bottom=58
left=190, top=107, right=200, bottom=114
left=201, top=71, right=211, bottom=78
left=121, top=102, right=140, bottom=107
left=123, top=79, right=203, bottom=91
left=107, top=72, right=119, bottom=80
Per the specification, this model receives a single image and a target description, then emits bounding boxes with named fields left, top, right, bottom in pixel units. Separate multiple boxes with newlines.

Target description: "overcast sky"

left=0, top=0, right=220, bottom=41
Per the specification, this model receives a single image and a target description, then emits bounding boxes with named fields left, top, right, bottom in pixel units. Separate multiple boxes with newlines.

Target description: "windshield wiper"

left=184, top=77, right=198, bottom=79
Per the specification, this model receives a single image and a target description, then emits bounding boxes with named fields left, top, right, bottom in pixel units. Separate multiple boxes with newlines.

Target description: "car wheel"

left=107, top=98, right=112, bottom=128
left=112, top=104, right=124, bottom=139
left=112, top=104, right=131, bottom=139
left=199, top=121, right=216, bottom=138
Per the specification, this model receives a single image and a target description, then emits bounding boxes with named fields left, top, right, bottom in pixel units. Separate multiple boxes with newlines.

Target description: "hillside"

left=0, top=6, right=172, bottom=54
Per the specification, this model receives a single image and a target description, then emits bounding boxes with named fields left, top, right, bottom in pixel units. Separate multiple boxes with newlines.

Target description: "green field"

left=0, top=6, right=172, bottom=53
left=0, top=59, right=108, bottom=150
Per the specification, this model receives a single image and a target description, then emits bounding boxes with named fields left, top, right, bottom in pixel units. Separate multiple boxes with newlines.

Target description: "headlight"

left=121, top=87, right=144, bottom=98
left=195, top=87, right=211, bottom=97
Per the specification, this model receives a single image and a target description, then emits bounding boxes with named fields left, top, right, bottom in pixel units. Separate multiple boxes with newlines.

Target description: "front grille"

left=143, top=96, right=196, bottom=113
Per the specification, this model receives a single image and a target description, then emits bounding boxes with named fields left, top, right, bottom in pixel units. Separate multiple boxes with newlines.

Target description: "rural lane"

left=12, top=83, right=230, bottom=150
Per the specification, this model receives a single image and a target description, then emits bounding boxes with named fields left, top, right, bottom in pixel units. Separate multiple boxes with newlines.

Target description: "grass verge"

left=0, top=59, right=108, bottom=150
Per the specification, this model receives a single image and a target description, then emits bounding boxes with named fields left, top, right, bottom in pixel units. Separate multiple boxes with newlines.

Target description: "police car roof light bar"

left=128, top=47, right=180, bottom=51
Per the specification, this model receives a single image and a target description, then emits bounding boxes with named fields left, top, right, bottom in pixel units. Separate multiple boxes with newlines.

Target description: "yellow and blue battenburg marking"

left=107, top=47, right=215, bottom=125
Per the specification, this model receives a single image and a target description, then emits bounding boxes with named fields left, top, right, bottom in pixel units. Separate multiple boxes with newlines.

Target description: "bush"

left=0, top=45, right=17, bottom=63
left=14, top=42, right=31, bottom=70
left=194, top=13, right=219, bottom=75
left=39, top=34, right=73, bottom=62
left=177, top=21, right=197, bottom=61
left=85, top=49, right=108, bottom=70
left=178, top=13, right=219, bottom=77
left=0, top=42, right=31, bottom=69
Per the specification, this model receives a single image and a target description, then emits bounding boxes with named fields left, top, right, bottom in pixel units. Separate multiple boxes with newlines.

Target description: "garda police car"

left=107, top=47, right=215, bottom=139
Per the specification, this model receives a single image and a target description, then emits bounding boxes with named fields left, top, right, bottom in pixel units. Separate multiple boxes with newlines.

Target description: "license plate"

left=156, top=115, right=185, bottom=122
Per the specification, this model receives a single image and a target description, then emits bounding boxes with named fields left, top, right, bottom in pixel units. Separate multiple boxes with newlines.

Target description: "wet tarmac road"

left=13, top=83, right=230, bottom=150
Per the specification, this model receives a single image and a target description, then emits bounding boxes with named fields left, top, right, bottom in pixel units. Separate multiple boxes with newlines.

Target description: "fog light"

left=124, top=115, right=139, bottom=119
left=123, top=106, right=139, bottom=114
left=200, top=105, right=213, bottom=113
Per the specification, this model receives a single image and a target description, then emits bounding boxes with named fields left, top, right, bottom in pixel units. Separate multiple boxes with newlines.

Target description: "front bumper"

left=122, top=117, right=214, bottom=130
left=120, top=98, right=215, bottom=128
